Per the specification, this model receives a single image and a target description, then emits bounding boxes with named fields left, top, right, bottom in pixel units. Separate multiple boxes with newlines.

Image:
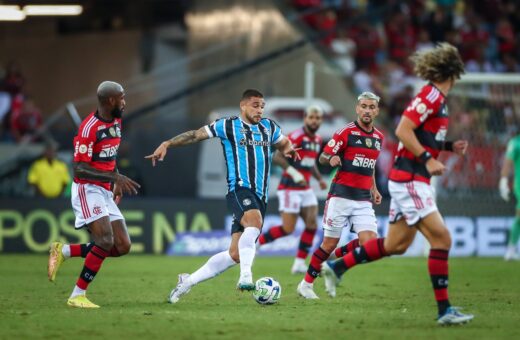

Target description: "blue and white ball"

left=253, top=277, right=281, bottom=305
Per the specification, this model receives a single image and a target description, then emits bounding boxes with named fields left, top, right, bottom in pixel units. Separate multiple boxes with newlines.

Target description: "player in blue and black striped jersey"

left=146, top=89, right=299, bottom=302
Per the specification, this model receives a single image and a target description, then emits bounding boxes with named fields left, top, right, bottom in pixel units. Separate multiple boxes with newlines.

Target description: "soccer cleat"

left=48, top=242, right=65, bottom=282
left=321, top=261, right=341, bottom=298
left=504, top=247, right=520, bottom=261
left=169, top=273, right=192, bottom=303
left=290, top=259, right=308, bottom=275
left=67, top=294, right=100, bottom=308
left=297, top=280, right=319, bottom=299
left=237, top=272, right=255, bottom=291
left=437, top=307, right=474, bottom=325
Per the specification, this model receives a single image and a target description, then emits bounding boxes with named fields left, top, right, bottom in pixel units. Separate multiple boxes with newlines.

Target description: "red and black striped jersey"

left=389, top=83, right=448, bottom=184
left=278, top=127, right=322, bottom=190
left=323, top=121, right=383, bottom=201
left=73, top=111, right=122, bottom=190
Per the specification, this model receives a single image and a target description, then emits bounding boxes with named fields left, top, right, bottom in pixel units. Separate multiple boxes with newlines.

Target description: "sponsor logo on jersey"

left=351, top=131, right=360, bottom=135
left=97, top=125, right=106, bottom=131
left=87, top=142, right=93, bottom=158
left=243, top=198, right=251, bottom=206
left=435, top=127, right=447, bottom=141
left=99, top=144, right=119, bottom=158
left=352, top=156, right=376, bottom=169
left=239, top=138, right=270, bottom=147
left=327, top=139, right=335, bottom=147
left=332, top=140, right=343, bottom=154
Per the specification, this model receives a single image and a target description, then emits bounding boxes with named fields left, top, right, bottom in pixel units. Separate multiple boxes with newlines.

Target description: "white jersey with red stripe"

left=73, top=111, right=122, bottom=191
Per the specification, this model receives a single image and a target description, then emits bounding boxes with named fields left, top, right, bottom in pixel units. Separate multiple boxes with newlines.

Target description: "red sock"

left=304, top=247, right=330, bottom=283
left=69, top=243, right=94, bottom=257
left=338, top=238, right=387, bottom=271
left=258, top=225, right=287, bottom=245
left=428, top=249, right=451, bottom=315
left=334, top=239, right=360, bottom=258
left=296, top=228, right=317, bottom=259
left=76, top=245, right=109, bottom=290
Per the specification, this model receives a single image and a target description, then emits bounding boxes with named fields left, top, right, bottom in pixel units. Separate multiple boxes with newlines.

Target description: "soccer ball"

left=252, top=277, right=281, bottom=305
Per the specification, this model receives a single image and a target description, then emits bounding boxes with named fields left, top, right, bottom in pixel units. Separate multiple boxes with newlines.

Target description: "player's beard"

left=305, top=124, right=319, bottom=134
left=111, top=106, right=123, bottom=119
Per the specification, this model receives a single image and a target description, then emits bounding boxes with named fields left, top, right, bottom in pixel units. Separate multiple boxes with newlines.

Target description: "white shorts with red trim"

left=71, top=182, right=123, bottom=229
left=388, top=180, right=438, bottom=226
left=277, top=188, right=318, bottom=214
left=322, top=196, right=377, bottom=238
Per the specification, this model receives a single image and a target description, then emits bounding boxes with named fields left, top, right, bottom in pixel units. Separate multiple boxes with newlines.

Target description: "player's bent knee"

left=96, top=235, right=115, bottom=251
left=229, top=250, right=240, bottom=263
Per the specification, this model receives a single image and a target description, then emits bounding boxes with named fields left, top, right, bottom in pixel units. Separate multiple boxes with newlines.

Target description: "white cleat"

left=291, top=258, right=308, bottom=275
left=169, top=273, right=192, bottom=304
left=437, top=307, right=474, bottom=325
left=504, top=247, right=520, bottom=261
left=321, top=261, right=340, bottom=298
left=297, top=280, right=319, bottom=299
left=237, top=272, right=255, bottom=291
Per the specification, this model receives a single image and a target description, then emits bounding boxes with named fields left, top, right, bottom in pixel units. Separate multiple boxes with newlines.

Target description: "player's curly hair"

left=410, top=43, right=465, bottom=83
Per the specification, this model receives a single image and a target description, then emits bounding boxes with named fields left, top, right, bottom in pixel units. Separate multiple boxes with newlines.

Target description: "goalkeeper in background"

left=499, top=136, right=520, bottom=260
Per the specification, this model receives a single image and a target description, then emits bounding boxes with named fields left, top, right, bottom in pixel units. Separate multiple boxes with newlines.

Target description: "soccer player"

left=499, top=135, right=520, bottom=260
left=320, top=43, right=474, bottom=325
left=296, top=91, right=383, bottom=299
left=257, top=105, right=327, bottom=274
left=47, top=81, right=141, bottom=308
left=145, top=89, right=298, bottom=303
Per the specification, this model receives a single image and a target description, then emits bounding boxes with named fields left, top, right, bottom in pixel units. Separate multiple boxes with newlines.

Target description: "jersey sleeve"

left=271, top=120, right=284, bottom=144
left=323, top=129, right=347, bottom=156
left=204, top=118, right=226, bottom=139
left=505, top=139, right=516, bottom=160
left=403, top=92, right=439, bottom=126
left=73, top=126, right=96, bottom=163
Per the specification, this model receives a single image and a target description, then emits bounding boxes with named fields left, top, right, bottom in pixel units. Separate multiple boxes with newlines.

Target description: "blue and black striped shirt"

left=205, top=116, right=284, bottom=201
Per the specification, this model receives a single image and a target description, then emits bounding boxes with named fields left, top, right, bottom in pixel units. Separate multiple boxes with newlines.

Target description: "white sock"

left=62, top=244, right=71, bottom=258
left=70, top=285, right=86, bottom=298
left=238, top=227, right=260, bottom=278
left=293, top=257, right=305, bottom=265
left=188, top=250, right=237, bottom=286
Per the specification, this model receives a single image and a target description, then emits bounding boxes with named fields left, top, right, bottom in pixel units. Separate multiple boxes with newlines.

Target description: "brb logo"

left=352, top=156, right=376, bottom=169
left=100, top=145, right=119, bottom=158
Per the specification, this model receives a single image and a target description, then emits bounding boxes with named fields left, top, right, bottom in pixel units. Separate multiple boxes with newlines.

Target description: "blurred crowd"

left=0, top=61, right=42, bottom=143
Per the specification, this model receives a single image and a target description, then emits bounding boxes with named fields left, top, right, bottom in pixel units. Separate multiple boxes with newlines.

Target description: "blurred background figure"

left=27, top=141, right=70, bottom=199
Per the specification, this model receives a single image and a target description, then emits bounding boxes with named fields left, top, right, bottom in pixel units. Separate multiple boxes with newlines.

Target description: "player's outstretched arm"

left=274, top=137, right=301, bottom=161
left=73, top=162, right=140, bottom=195
left=145, top=127, right=209, bottom=166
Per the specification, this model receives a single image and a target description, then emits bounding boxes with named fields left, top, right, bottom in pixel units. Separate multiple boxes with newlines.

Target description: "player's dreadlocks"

left=411, top=42, right=465, bottom=83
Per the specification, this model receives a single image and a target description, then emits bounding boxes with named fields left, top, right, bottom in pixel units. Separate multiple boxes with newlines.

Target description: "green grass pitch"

left=1, top=255, right=519, bottom=339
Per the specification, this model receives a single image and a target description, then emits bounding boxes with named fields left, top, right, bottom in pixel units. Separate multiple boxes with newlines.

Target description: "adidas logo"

left=356, top=139, right=362, bottom=144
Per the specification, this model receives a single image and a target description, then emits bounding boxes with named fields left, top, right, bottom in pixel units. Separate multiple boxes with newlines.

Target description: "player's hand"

left=145, top=141, right=169, bottom=166
left=499, top=177, right=510, bottom=202
left=113, top=183, right=123, bottom=205
left=425, top=158, right=445, bottom=176
left=319, top=179, right=328, bottom=190
left=115, top=174, right=140, bottom=195
left=371, top=187, right=382, bottom=205
left=284, top=146, right=301, bottom=161
left=329, top=155, right=342, bottom=167
left=453, top=140, right=468, bottom=156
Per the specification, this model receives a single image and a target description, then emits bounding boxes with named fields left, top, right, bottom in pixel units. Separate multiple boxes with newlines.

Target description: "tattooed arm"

left=145, top=127, right=210, bottom=166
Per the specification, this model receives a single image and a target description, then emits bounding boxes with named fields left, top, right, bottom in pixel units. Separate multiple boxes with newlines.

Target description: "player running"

left=257, top=105, right=327, bottom=274
left=296, top=91, right=383, bottom=299
left=47, top=81, right=140, bottom=308
left=320, top=43, right=474, bottom=325
left=145, top=89, right=299, bottom=303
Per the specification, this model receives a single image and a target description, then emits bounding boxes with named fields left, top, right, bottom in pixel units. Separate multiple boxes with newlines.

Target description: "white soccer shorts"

left=71, top=182, right=124, bottom=229
left=388, top=180, right=438, bottom=226
left=322, top=196, right=377, bottom=238
left=277, top=188, right=318, bottom=214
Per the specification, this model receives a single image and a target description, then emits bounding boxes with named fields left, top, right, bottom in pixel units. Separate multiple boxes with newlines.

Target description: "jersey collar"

left=355, top=120, right=374, bottom=134
left=95, top=110, right=115, bottom=123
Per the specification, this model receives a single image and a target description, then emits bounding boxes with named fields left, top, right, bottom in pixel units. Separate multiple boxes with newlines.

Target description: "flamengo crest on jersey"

left=323, top=121, right=383, bottom=201
left=389, top=83, right=448, bottom=184
left=73, top=111, right=122, bottom=190
left=205, top=116, right=284, bottom=201
left=278, top=127, right=322, bottom=190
